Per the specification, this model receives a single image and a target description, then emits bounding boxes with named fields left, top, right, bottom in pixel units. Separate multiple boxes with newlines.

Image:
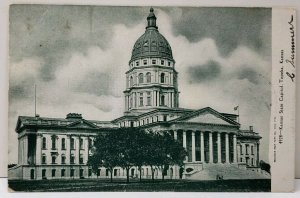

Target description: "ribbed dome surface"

left=130, top=8, right=173, bottom=62
left=130, top=29, right=173, bottom=62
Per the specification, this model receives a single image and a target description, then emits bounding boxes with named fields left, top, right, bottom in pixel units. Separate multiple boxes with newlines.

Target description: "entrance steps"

left=185, top=163, right=270, bottom=180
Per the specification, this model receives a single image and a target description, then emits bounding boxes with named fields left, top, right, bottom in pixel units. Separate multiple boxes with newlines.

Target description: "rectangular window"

left=61, top=169, right=65, bottom=177
left=42, top=155, right=46, bottom=164
left=143, top=59, right=147, bottom=65
left=136, top=61, right=139, bottom=66
left=139, top=93, right=143, bottom=106
left=70, top=169, right=75, bottom=177
left=246, top=145, right=249, bottom=155
left=52, top=169, right=56, bottom=177
left=51, top=137, right=56, bottom=150
left=79, top=154, right=84, bottom=164
left=42, top=137, right=47, bottom=149
left=51, top=156, right=56, bottom=164
left=97, top=169, right=101, bottom=177
left=88, top=169, right=92, bottom=177
left=161, top=60, right=164, bottom=65
left=70, top=155, right=75, bottom=164
left=42, top=169, right=46, bottom=179
left=71, top=138, right=75, bottom=150
left=80, top=138, right=84, bottom=150
left=152, top=59, right=156, bottom=64
left=146, top=92, right=151, bottom=106
left=61, top=155, right=66, bottom=164
left=168, top=61, right=171, bottom=66
left=251, top=145, right=254, bottom=155
left=61, top=138, right=66, bottom=150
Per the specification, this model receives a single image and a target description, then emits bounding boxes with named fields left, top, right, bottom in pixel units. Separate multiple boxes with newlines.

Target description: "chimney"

left=249, top=126, right=253, bottom=131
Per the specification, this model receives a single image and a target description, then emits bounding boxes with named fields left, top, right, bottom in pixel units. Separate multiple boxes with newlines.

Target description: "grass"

left=8, top=178, right=271, bottom=192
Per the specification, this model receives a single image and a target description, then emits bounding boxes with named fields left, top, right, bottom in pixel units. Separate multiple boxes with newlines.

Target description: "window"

left=251, top=158, right=254, bottom=166
left=42, top=169, right=46, bottom=179
left=80, top=138, right=84, bottom=150
left=130, top=76, right=133, bottom=87
left=146, top=72, right=151, bottom=83
left=114, top=169, right=118, bottom=176
left=160, top=73, right=165, bottom=83
left=143, top=59, right=147, bottom=65
left=163, top=115, right=167, bottom=122
left=61, top=155, right=66, bottom=164
left=146, top=92, right=151, bottom=106
left=130, top=121, right=134, bottom=127
left=51, top=136, right=56, bottom=150
left=251, top=145, right=254, bottom=155
left=139, top=93, right=143, bottom=106
left=246, top=145, right=249, bottom=155
left=71, top=138, right=75, bottom=150
left=42, top=137, right=47, bottom=149
left=51, top=155, right=56, bottom=164
left=240, top=158, right=243, bottom=162
left=52, top=169, right=56, bottom=177
left=168, top=61, right=171, bottom=66
left=70, top=169, right=75, bottom=177
left=106, top=169, right=109, bottom=176
left=88, top=169, right=92, bottom=177
left=152, top=59, right=156, bottom=64
left=79, top=154, right=84, bottom=164
left=97, top=169, right=101, bottom=177
left=143, top=41, right=149, bottom=51
left=161, top=60, right=164, bottom=65
left=42, top=155, right=46, bottom=164
left=70, top=154, right=75, bottom=164
left=136, top=61, right=139, bottom=66
left=160, top=95, right=165, bottom=106
left=130, top=96, right=133, bottom=108
left=88, top=138, right=93, bottom=149
left=61, top=169, right=65, bottom=177
left=138, top=73, right=144, bottom=84
left=61, top=138, right=66, bottom=150
left=240, top=145, right=243, bottom=154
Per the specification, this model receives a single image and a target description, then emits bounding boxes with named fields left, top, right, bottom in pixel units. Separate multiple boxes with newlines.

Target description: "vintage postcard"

left=7, top=5, right=295, bottom=192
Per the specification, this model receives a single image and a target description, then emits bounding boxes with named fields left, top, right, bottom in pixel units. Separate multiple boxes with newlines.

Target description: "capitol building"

left=9, top=8, right=269, bottom=180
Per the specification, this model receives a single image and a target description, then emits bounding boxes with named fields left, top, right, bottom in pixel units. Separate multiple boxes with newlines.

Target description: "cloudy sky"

left=8, top=5, right=271, bottom=163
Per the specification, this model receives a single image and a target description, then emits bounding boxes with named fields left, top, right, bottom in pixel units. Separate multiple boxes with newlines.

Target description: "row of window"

left=240, top=144, right=255, bottom=155
left=128, top=92, right=168, bottom=109
left=42, top=136, right=94, bottom=150
left=240, top=157, right=256, bottom=166
left=129, top=72, right=167, bottom=87
left=41, top=153, right=85, bottom=165
left=120, top=115, right=168, bottom=127
left=131, top=59, right=172, bottom=68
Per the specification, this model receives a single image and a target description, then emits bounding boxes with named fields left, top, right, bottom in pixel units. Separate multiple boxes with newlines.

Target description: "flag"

left=234, top=106, right=239, bottom=111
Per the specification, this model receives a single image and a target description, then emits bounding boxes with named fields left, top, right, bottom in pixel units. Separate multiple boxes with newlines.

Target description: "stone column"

left=76, top=136, right=80, bottom=164
left=23, top=135, right=28, bottom=165
left=217, top=133, right=221, bottom=163
left=209, top=132, right=213, bottom=163
left=192, top=131, right=196, bottom=162
left=183, top=131, right=187, bottom=162
left=35, top=134, right=42, bottom=165
left=225, top=133, right=230, bottom=163
left=174, top=130, right=177, bottom=140
left=200, top=132, right=204, bottom=163
left=233, top=134, right=237, bottom=163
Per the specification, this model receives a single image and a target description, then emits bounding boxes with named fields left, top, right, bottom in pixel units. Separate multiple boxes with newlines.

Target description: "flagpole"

left=35, top=84, right=36, bottom=117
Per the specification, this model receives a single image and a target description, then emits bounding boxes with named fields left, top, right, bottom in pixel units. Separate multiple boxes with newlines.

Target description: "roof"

left=15, top=115, right=118, bottom=133
left=238, top=130, right=261, bottom=139
left=130, top=8, right=174, bottom=62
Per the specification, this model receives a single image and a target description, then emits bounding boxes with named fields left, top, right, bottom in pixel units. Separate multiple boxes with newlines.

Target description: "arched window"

left=61, top=154, right=66, bottom=164
left=61, top=138, right=66, bottom=150
left=42, top=154, right=47, bottom=164
left=130, top=76, right=133, bottom=87
left=51, top=155, right=56, bottom=164
left=80, top=138, right=84, bottom=150
left=160, top=73, right=165, bottom=83
left=51, top=136, right=56, bottom=150
left=138, top=73, right=144, bottom=84
left=146, top=72, right=151, bottom=83
left=42, top=137, right=46, bottom=149
left=161, top=95, right=165, bottom=106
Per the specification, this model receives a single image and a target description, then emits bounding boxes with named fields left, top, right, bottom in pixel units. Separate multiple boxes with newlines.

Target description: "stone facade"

left=9, top=8, right=269, bottom=180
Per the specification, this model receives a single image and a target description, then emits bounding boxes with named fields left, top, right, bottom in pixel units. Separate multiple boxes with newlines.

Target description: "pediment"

left=173, top=107, right=239, bottom=126
left=66, top=120, right=98, bottom=129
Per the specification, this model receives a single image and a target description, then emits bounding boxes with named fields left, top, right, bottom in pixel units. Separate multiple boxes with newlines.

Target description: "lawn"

left=8, top=178, right=271, bottom=192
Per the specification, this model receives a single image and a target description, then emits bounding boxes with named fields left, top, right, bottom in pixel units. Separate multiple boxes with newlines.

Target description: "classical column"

left=257, top=142, right=260, bottom=166
left=174, top=130, right=177, bottom=140
left=192, top=131, right=196, bottom=162
left=76, top=136, right=80, bottom=164
left=66, top=135, right=71, bottom=164
left=209, top=132, right=213, bottom=163
left=233, top=134, right=237, bottom=163
left=35, top=134, right=42, bottom=165
left=183, top=131, right=187, bottom=162
left=23, top=135, right=28, bottom=165
left=217, top=133, right=221, bottom=163
left=200, top=131, right=204, bottom=163
left=225, top=133, right=230, bottom=163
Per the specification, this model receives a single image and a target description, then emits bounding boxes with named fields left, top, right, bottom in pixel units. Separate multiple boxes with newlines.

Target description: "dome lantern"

left=147, top=7, right=157, bottom=29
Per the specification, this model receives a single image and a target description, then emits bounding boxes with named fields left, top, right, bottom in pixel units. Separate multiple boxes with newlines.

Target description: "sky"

left=8, top=5, right=271, bottom=164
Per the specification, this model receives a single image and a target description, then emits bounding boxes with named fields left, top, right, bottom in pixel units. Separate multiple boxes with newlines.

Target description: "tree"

left=88, top=132, right=120, bottom=182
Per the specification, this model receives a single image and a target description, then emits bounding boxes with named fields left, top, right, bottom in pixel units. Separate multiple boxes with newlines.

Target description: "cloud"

left=187, top=61, right=221, bottom=83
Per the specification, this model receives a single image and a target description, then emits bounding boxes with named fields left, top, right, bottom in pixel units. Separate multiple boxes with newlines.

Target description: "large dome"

left=130, top=8, right=174, bottom=62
